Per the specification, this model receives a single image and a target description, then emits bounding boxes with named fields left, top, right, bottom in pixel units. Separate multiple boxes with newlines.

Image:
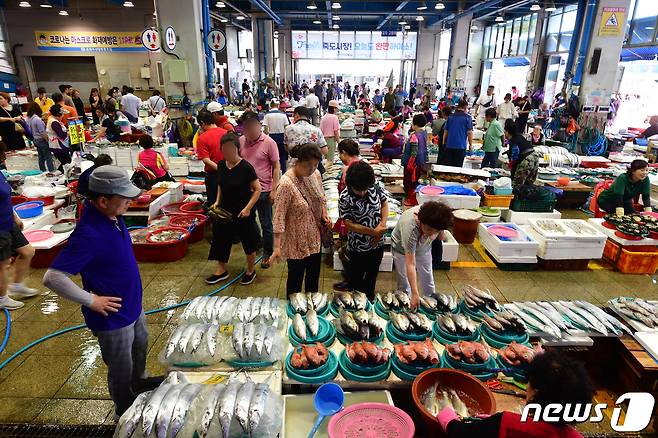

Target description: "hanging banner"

left=68, top=119, right=84, bottom=146
left=35, top=30, right=146, bottom=52
left=598, top=7, right=626, bottom=36
left=292, top=30, right=417, bottom=60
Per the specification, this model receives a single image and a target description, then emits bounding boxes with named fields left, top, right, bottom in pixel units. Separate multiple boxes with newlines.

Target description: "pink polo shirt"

left=320, top=113, right=340, bottom=139
left=240, top=133, right=280, bottom=192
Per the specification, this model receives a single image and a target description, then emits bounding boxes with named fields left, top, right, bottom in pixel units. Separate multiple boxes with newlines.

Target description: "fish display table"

left=588, top=218, right=658, bottom=246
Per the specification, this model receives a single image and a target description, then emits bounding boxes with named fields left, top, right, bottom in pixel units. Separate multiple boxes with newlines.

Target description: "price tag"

left=220, top=324, right=233, bottom=333
left=203, top=374, right=228, bottom=385
left=68, top=120, right=81, bottom=145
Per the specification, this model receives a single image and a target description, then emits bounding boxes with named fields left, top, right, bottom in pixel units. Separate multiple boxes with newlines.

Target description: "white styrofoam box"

left=528, top=218, right=607, bottom=242
left=523, top=226, right=605, bottom=260
left=22, top=210, right=56, bottom=231
left=169, top=164, right=189, bottom=177
left=183, top=183, right=205, bottom=194
left=168, top=157, right=188, bottom=165
left=425, top=193, right=481, bottom=210
left=588, top=218, right=658, bottom=246
left=154, top=181, right=184, bottom=202
left=478, top=223, right=539, bottom=259
left=188, top=159, right=205, bottom=173
left=486, top=248, right=537, bottom=264
left=333, top=251, right=393, bottom=272
left=149, top=191, right=172, bottom=219
left=31, top=224, right=72, bottom=250
left=442, top=230, right=459, bottom=262
left=501, top=209, right=561, bottom=225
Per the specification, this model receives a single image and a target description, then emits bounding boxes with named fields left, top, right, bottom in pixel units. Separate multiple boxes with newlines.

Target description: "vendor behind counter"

left=597, top=159, right=651, bottom=215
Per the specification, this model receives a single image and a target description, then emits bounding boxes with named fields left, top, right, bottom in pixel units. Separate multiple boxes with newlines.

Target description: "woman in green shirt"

left=481, top=108, right=504, bottom=168
left=598, top=159, right=652, bottom=215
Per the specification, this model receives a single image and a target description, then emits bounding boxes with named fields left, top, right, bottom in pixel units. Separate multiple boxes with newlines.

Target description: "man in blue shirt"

left=43, top=166, right=159, bottom=418
left=441, top=99, right=473, bottom=167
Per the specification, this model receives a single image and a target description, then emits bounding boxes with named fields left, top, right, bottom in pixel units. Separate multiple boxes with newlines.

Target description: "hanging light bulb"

left=39, top=2, right=52, bottom=7
left=313, top=18, right=322, bottom=24
left=399, top=18, right=408, bottom=25
left=123, top=1, right=134, bottom=7
left=19, top=1, right=31, bottom=7
left=435, top=2, right=445, bottom=9
left=216, top=1, right=226, bottom=7
left=417, top=1, right=427, bottom=10
left=306, top=1, right=317, bottom=10
left=545, top=0, right=557, bottom=11
left=333, top=16, right=340, bottom=21
left=58, top=9, right=68, bottom=15
left=530, top=2, right=541, bottom=11
left=331, top=2, right=341, bottom=9
left=495, top=15, right=504, bottom=22
left=219, top=16, right=229, bottom=23
left=332, top=23, right=339, bottom=29
left=416, top=15, right=424, bottom=21
left=236, top=15, right=246, bottom=20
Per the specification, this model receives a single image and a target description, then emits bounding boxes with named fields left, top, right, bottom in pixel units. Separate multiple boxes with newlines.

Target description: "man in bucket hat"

left=44, top=166, right=162, bottom=419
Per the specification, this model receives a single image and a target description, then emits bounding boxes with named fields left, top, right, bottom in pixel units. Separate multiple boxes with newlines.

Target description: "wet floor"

left=0, top=223, right=655, bottom=431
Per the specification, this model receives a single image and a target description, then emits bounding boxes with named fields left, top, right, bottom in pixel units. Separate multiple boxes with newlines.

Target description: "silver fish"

left=248, top=383, right=270, bottom=434
left=218, top=380, right=240, bottom=438
left=616, top=305, right=654, bottom=328
left=394, top=291, right=410, bottom=309
left=306, top=307, right=319, bottom=337
left=189, top=324, right=207, bottom=354
left=506, top=305, right=544, bottom=333
left=232, top=323, right=245, bottom=358
left=390, top=312, right=410, bottom=332
left=116, top=391, right=150, bottom=438
left=165, top=325, right=186, bottom=359
left=154, top=385, right=184, bottom=438
left=209, top=296, right=228, bottom=322
left=260, top=297, right=271, bottom=320
left=310, top=293, right=325, bottom=311
left=253, top=324, right=266, bottom=356
left=439, top=390, right=454, bottom=411
left=439, top=314, right=456, bottom=333
left=204, top=297, right=221, bottom=322
left=550, top=301, right=597, bottom=333
left=493, top=311, right=526, bottom=333
left=352, top=309, right=369, bottom=326
left=575, top=300, right=624, bottom=335
left=178, top=324, right=198, bottom=354
left=448, top=389, right=470, bottom=418
left=334, top=291, right=355, bottom=309
left=562, top=301, right=609, bottom=335
left=181, top=296, right=204, bottom=321
left=305, top=293, right=316, bottom=310
left=367, top=306, right=384, bottom=338
left=353, top=292, right=368, bottom=310
left=527, top=302, right=570, bottom=331
left=207, top=324, right=220, bottom=357
left=515, top=304, right=562, bottom=338
left=483, top=313, right=504, bottom=332
left=197, top=385, right=225, bottom=438
left=249, top=297, right=262, bottom=322
left=195, top=297, right=211, bottom=320
left=264, top=325, right=277, bottom=355
left=452, top=313, right=473, bottom=335
left=339, top=309, right=360, bottom=337
left=163, top=371, right=189, bottom=385
left=378, top=291, right=395, bottom=308
left=420, top=296, right=438, bottom=311
left=415, top=313, right=433, bottom=332
left=269, top=298, right=281, bottom=321
left=289, top=293, right=308, bottom=313
left=234, top=380, right=256, bottom=433
left=168, top=384, right=202, bottom=438
left=293, top=313, right=307, bottom=341
left=243, top=322, right=255, bottom=358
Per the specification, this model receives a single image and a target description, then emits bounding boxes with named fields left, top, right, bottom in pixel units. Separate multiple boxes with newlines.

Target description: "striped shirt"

left=339, top=184, right=386, bottom=252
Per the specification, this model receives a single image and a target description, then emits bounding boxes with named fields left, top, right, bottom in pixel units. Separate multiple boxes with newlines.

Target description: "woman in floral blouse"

left=268, top=143, right=329, bottom=295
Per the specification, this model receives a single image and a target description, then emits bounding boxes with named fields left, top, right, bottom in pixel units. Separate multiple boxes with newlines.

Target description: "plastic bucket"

left=452, top=209, right=482, bottom=244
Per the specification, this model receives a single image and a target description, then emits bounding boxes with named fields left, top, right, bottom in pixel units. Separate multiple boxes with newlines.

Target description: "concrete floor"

left=0, top=230, right=656, bottom=427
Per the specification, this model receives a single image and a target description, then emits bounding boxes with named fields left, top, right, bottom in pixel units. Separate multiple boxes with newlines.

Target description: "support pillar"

left=252, top=4, right=275, bottom=90
left=465, top=25, right=484, bottom=96
left=278, top=24, right=293, bottom=85
left=447, top=13, right=473, bottom=92
left=577, top=0, right=631, bottom=106
left=154, top=0, right=208, bottom=103
left=415, top=24, right=442, bottom=86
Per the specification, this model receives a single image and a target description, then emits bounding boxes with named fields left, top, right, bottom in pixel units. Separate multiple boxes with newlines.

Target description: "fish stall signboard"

left=35, top=31, right=147, bottom=52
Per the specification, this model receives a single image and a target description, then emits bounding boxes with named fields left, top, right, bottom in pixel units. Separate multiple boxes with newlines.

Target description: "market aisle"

left=0, top=234, right=653, bottom=425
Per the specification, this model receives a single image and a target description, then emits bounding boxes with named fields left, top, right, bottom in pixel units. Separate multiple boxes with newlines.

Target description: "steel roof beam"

left=247, top=0, right=283, bottom=25
left=376, top=1, right=409, bottom=30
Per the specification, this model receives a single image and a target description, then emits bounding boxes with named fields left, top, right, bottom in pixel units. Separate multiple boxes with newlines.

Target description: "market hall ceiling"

left=1, top=0, right=579, bottom=31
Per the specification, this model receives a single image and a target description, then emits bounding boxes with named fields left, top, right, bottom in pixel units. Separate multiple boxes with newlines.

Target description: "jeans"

left=270, top=133, right=287, bottom=171
left=441, top=148, right=466, bottom=167
left=286, top=252, right=322, bottom=294
left=392, top=246, right=435, bottom=297
left=93, top=313, right=148, bottom=416
left=34, top=138, right=54, bottom=172
left=345, top=247, right=384, bottom=301
left=481, top=150, right=500, bottom=168
left=255, top=191, right=273, bottom=257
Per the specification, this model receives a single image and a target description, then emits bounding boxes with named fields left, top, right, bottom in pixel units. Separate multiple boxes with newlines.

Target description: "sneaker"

left=8, top=283, right=39, bottom=298
left=260, top=259, right=270, bottom=269
left=240, top=271, right=257, bottom=285
left=0, top=296, right=25, bottom=310
left=205, top=272, right=230, bottom=284
left=333, top=281, right=352, bottom=292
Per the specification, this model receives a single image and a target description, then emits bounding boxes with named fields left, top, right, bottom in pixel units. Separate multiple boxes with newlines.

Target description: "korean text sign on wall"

left=292, top=31, right=417, bottom=60
left=35, top=31, right=147, bottom=52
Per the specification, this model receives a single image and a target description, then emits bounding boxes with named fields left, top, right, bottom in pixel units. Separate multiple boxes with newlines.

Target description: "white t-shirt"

left=476, top=94, right=497, bottom=110
left=263, top=110, right=290, bottom=135
left=304, top=93, right=320, bottom=109
left=147, top=95, right=166, bottom=113
left=497, top=101, right=517, bottom=120
left=121, top=93, right=142, bottom=118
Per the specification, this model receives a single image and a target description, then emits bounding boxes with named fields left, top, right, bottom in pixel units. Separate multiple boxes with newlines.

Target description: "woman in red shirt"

left=138, top=135, right=172, bottom=182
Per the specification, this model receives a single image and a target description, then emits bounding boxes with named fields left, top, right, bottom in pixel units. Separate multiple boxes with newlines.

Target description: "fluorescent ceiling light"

left=333, top=16, right=340, bottom=21
left=435, top=2, right=445, bottom=9
left=331, top=2, right=341, bottom=9
left=495, top=15, right=504, bottom=22
left=58, top=9, right=68, bottom=15
left=530, top=3, right=541, bottom=11
left=313, top=16, right=322, bottom=24
left=236, top=15, right=246, bottom=20
left=123, top=1, right=134, bottom=7
left=219, top=16, right=229, bottom=22
left=19, top=1, right=31, bottom=7
left=332, top=24, right=339, bottom=29
left=645, top=26, right=655, bottom=30
left=39, top=2, right=52, bottom=7
left=306, top=1, right=317, bottom=10
left=416, top=15, right=424, bottom=21
left=216, top=1, right=226, bottom=7
left=545, top=0, right=556, bottom=11
left=399, top=19, right=408, bottom=25
left=471, top=25, right=478, bottom=30
left=404, top=25, right=411, bottom=29
left=417, top=1, right=427, bottom=10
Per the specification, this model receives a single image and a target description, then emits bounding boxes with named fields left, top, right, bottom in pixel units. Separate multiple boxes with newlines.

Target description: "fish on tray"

left=394, top=339, right=439, bottom=365
left=445, top=341, right=491, bottom=364
left=498, top=341, right=544, bottom=366
left=333, top=308, right=383, bottom=340
left=482, top=311, right=527, bottom=334
left=462, top=285, right=500, bottom=312
left=377, top=290, right=412, bottom=311
left=333, top=291, right=369, bottom=311
left=437, top=313, right=477, bottom=336
left=290, top=342, right=330, bottom=369
left=345, top=341, right=391, bottom=365
left=420, top=292, right=458, bottom=313
left=421, top=383, right=472, bottom=418
left=290, top=292, right=328, bottom=314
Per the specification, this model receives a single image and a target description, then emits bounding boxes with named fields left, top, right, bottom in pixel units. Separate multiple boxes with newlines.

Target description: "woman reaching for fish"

left=437, top=351, right=592, bottom=437
left=390, top=201, right=453, bottom=310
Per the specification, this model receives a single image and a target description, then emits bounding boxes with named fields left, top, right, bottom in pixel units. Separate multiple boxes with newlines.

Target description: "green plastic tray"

left=285, top=350, right=338, bottom=384
left=338, top=350, right=391, bottom=382
left=288, top=316, right=336, bottom=347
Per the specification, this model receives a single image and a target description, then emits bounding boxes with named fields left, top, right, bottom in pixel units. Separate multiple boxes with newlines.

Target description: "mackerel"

left=218, top=380, right=240, bottom=438
left=165, top=326, right=186, bottom=359
left=248, top=383, right=270, bottom=435
left=234, top=380, right=256, bottom=433
left=561, top=301, right=609, bottom=335
left=154, top=385, right=183, bottom=438
left=168, top=383, right=202, bottom=438
left=178, top=324, right=198, bottom=354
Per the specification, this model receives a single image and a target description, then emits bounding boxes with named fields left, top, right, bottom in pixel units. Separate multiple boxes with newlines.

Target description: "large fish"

left=527, top=302, right=570, bottom=331
left=232, top=323, right=245, bottom=358
left=353, top=292, right=368, bottom=310
left=195, top=297, right=212, bottom=320
left=208, top=296, right=227, bottom=322
left=310, top=293, right=326, bottom=311
left=206, top=324, right=220, bottom=357
left=293, top=313, right=307, bottom=341
left=352, top=309, right=369, bottom=326
left=367, top=307, right=384, bottom=338
left=197, top=385, right=225, bottom=438
left=260, top=297, right=271, bottom=320
left=234, top=380, right=256, bottom=433
left=306, top=308, right=319, bottom=338
left=204, top=296, right=221, bottom=322
left=243, top=322, right=255, bottom=359
left=163, top=371, right=188, bottom=385
left=165, top=326, right=186, bottom=359
left=178, top=324, right=198, bottom=354
left=551, top=301, right=597, bottom=333
left=439, top=314, right=456, bottom=333
left=168, top=383, right=202, bottom=438
left=289, top=293, right=308, bottom=313
left=249, top=297, right=262, bottom=323
left=264, top=325, right=277, bottom=355
left=181, top=296, right=204, bottom=321
left=574, top=300, right=625, bottom=335
left=248, top=383, right=270, bottom=434
left=339, top=309, right=360, bottom=337
left=390, top=312, right=410, bottom=332
left=516, top=303, right=562, bottom=338
left=115, top=391, right=150, bottom=438
left=334, top=291, right=355, bottom=309
left=448, top=389, right=470, bottom=418
left=154, top=384, right=184, bottom=438
left=253, top=324, right=266, bottom=356
left=189, top=324, right=207, bottom=354
left=393, top=291, right=410, bottom=309
left=562, top=301, right=609, bottom=335
left=218, top=380, right=240, bottom=438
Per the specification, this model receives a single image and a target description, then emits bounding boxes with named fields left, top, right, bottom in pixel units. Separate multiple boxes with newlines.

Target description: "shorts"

left=208, top=215, right=261, bottom=263
left=0, top=223, right=29, bottom=261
